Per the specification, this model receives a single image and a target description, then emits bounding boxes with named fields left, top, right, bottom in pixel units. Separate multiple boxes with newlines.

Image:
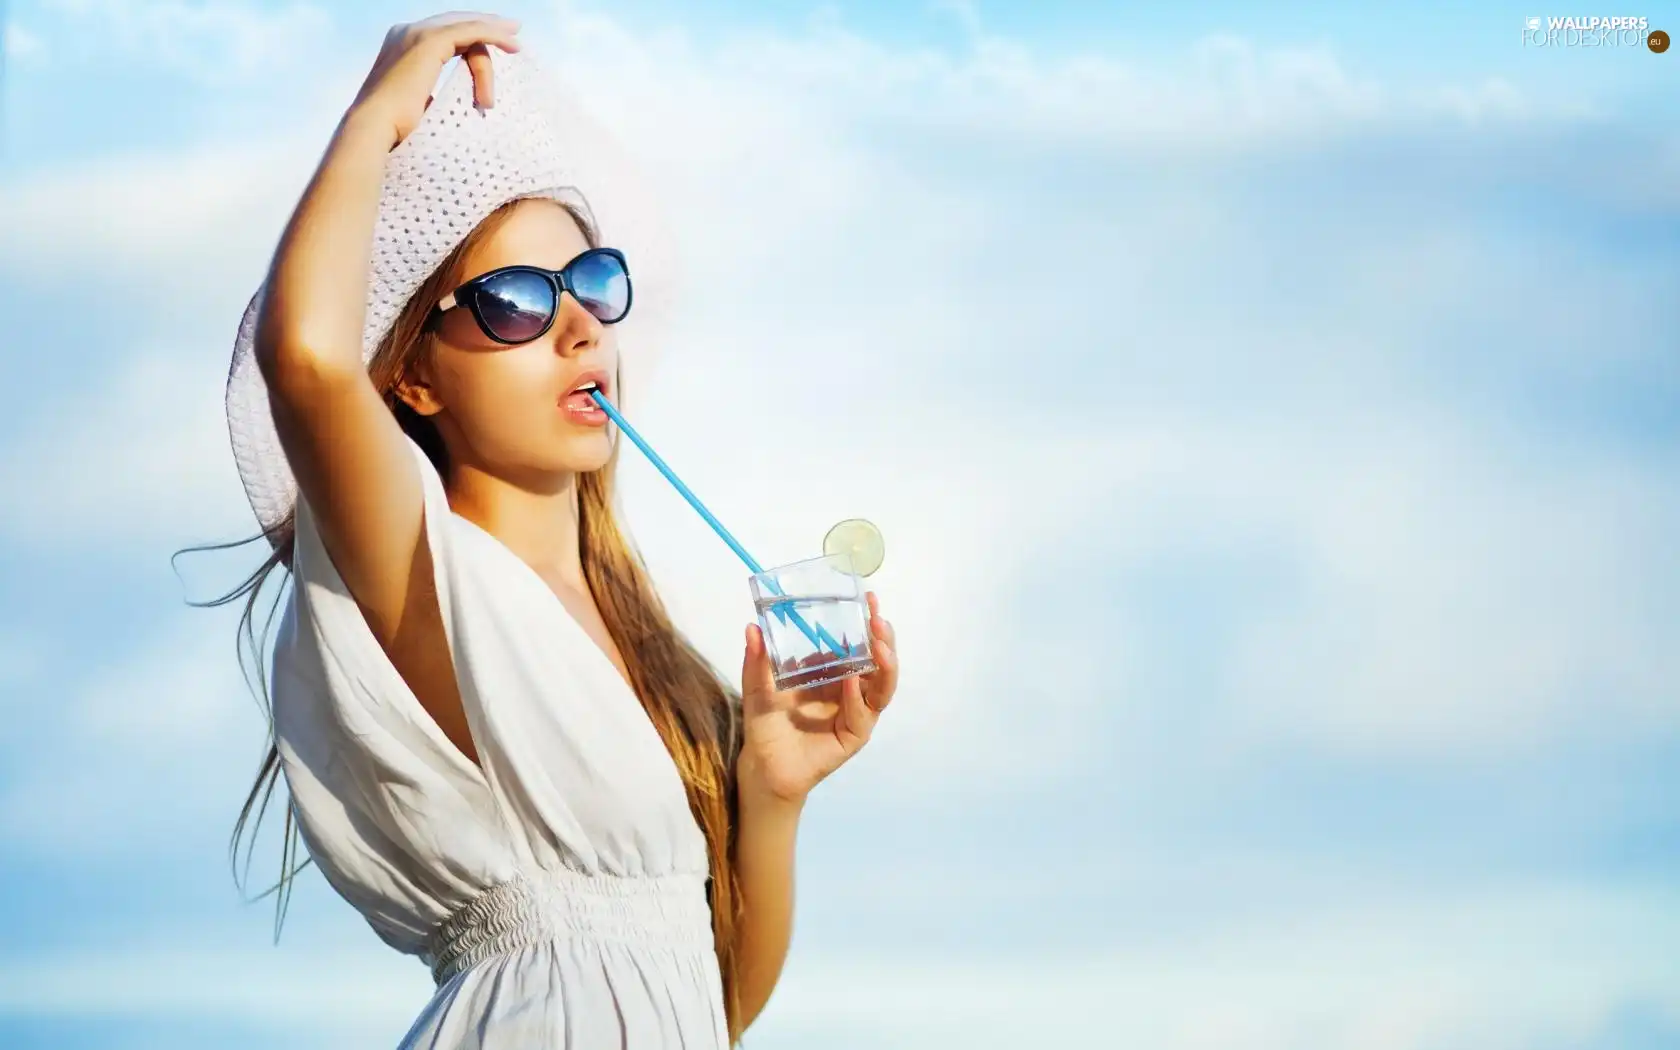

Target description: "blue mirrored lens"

left=566, top=251, right=630, bottom=323
left=475, top=270, right=557, bottom=343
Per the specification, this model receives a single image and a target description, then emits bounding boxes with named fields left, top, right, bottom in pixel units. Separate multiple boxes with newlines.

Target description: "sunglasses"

left=427, top=247, right=633, bottom=345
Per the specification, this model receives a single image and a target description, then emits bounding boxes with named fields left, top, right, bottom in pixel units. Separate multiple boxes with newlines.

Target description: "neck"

left=446, top=458, right=587, bottom=590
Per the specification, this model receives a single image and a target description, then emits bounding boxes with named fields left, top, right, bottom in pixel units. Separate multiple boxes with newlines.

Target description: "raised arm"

left=253, top=15, right=522, bottom=761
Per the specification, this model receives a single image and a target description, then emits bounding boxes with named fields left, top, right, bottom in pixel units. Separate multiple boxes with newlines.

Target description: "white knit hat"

left=225, top=45, right=676, bottom=539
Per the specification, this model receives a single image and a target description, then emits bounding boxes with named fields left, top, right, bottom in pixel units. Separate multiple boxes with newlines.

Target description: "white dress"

left=270, top=435, right=730, bottom=1049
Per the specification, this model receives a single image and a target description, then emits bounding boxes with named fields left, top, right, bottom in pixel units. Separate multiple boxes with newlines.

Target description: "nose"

left=551, top=293, right=601, bottom=359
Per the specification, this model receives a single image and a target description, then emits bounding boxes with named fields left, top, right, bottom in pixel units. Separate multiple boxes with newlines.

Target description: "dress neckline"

left=447, top=510, right=646, bottom=706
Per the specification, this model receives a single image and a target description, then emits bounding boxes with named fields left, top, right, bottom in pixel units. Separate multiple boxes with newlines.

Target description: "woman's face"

left=403, top=199, right=619, bottom=479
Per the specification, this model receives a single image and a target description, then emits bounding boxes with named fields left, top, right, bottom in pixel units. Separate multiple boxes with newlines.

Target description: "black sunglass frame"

left=427, top=247, right=633, bottom=345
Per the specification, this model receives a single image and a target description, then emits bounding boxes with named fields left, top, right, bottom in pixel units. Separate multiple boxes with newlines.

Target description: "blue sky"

left=1, top=1, right=1677, bottom=1048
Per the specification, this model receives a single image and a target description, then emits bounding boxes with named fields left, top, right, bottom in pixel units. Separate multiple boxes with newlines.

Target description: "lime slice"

left=823, top=518, right=885, bottom=577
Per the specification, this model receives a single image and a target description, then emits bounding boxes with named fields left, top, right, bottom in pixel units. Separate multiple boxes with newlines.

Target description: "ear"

left=393, top=363, right=444, bottom=418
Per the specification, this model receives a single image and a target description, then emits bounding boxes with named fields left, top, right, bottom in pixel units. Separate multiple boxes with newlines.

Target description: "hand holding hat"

left=348, top=13, right=525, bottom=150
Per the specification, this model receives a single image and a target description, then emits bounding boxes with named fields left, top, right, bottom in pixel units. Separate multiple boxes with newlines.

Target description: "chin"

left=554, top=432, right=616, bottom=474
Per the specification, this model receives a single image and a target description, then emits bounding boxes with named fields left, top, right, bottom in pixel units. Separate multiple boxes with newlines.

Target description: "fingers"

left=863, top=592, right=898, bottom=711
left=411, top=10, right=513, bottom=29
left=409, top=11, right=521, bottom=36
left=740, top=623, right=777, bottom=708
left=406, top=16, right=521, bottom=109
left=836, top=672, right=877, bottom=753
left=430, top=15, right=522, bottom=53
left=865, top=640, right=898, bottom=712
left=867, top=592, right=897, bottom=651
left=464, top=44, right=496, bottom=108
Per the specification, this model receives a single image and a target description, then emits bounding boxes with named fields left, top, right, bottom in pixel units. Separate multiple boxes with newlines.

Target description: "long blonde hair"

left=189, top=199, right=747, bottom=1041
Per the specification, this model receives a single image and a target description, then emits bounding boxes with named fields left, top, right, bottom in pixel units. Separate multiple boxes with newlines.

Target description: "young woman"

left=211, top=14, right=899, bottom=1048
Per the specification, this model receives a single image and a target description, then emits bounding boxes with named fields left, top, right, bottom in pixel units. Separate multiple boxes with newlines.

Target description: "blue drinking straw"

left=589, top=390, right=850, bottom=657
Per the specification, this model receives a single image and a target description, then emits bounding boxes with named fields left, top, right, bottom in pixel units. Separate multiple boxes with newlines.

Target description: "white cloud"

left=0, top=630, right=45, bottom=690
left=39, top=0, right=334, bottom=84
left=1423, top=75, right=1531, bottom=123
left=527, top=2, right=1550, bottom=160
left=1006, top=411, right=1680, bottom=765
left=0, top=607, right=268, bottom=855
left=4, top=878, right=1675, bottom=1050
left=4, top=23, right=47, bottom=63
left=0, top=130, right=328, bottom=290
left=758, top=880, right=1680, bottom=1049
left=0, top=345, right=258, bottom=548
left=1219, top=419, right=1679, bottom=760
left=0, top=940, right=421, bottom=1024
